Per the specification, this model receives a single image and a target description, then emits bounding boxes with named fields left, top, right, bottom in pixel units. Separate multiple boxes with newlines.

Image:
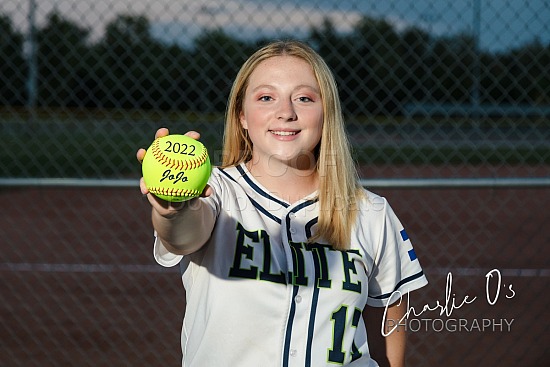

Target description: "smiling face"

left=239, top=55, right=324, bottom=171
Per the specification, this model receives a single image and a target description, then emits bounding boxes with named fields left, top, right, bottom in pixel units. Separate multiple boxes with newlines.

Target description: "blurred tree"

left=100, top=15, right=157, bottom=108
left=310, top=18, right=366, bottom=115
left=514, top=41, right=550, bottom=105
left=430, top=34, right=475, bottom=104
left=0, top=15, right=26, bottom=106
left=189, top=29, right=250, bottom=112
left=399, top=27, right=431, bottom=104
left=0, top=10, right=546, bottom=115
left=352, top=16, right=404, bottom=114
left=91, top=14, right=196, bottom=110
left=36, top=12, right=90, bottom=107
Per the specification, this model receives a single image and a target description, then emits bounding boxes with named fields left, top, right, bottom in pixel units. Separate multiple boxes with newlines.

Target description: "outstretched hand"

left=136, top=128, right=213, bottom=215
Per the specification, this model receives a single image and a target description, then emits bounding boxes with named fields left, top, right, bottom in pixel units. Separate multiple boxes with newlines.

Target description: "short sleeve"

left=366, top=199, right=428, bottom=307
left=153, top=234, right=183, bottom=267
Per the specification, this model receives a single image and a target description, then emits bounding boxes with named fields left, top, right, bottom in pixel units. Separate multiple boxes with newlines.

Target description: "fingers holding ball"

left=141, top=134, right=212, bottom=202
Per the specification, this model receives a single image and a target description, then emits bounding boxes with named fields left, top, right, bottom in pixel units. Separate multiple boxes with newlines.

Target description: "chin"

left=269, top=151, right=316, bottom=169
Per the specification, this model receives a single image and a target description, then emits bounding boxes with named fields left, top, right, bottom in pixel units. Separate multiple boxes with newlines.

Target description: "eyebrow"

left=251, top=84, right=320, bottom=94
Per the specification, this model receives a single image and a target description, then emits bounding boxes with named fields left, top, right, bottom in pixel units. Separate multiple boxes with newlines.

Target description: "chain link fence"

left=1, top=0, right=549, bottom=366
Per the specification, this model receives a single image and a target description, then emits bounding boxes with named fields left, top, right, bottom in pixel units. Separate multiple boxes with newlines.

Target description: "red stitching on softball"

left=150, top=138, right=208, bottom=171
left=148, top=186, right=201, bottom=198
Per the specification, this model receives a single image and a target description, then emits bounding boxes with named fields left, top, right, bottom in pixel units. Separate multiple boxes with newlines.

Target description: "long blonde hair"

left=222, top=40, right=363, bottom=250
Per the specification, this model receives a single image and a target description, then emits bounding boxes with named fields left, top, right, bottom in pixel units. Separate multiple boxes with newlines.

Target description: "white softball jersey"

left=154, top=163, right=428, bottom=367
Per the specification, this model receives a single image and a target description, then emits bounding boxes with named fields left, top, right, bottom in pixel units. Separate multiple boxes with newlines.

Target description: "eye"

left=259, top=95, right=273, bottom=102
left=297, top=96, right=314, bottom=102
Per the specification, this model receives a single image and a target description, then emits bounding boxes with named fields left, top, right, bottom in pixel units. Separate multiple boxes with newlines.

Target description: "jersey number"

left=328, top=305, right=362, bottom=364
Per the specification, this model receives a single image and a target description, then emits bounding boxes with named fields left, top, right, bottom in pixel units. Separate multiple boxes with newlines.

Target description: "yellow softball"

left=142, top=134, right=212, bottom=202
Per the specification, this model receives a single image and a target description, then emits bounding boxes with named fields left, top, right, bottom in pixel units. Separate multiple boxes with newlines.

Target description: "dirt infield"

left=1, top=185, right=548, bottom=366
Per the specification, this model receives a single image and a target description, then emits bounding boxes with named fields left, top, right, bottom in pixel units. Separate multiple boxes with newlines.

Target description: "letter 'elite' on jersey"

left=153, top=163, right=428, bottom=367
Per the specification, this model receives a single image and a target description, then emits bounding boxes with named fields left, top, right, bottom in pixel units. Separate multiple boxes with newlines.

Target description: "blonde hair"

left=222, top=40, right=363, bottom=250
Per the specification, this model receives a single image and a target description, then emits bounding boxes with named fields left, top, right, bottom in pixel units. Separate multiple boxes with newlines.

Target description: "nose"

left=277, top=99, right=297, bottom=121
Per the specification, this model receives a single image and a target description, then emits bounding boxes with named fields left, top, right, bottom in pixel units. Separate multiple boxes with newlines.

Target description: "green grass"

left=0, top=108, right=226, bottom=178
left=1, top=108, right=548, bottom=178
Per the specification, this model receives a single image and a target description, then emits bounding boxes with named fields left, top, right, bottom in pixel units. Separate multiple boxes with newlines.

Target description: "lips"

left=270, top=130, right=299, bottom=136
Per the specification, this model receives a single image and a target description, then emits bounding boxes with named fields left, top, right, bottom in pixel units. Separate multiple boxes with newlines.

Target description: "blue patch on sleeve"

left=400, top=229, right=409, bottom=241
left=408, top=249, right=417, bottom=261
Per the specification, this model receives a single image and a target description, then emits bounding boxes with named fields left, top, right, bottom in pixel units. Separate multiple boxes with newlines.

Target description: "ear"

left=239, top=110, right=248, bottom=129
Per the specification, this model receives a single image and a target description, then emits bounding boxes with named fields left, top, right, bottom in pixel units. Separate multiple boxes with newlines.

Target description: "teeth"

left=271, top=131, right=297, bottom=136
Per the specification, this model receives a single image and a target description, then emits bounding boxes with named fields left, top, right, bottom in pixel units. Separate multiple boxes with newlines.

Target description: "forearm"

left=382, top=303, right=406, bottom=367
left=364, top=299, right=408, bottom=367
left=152, top=198, right=215, bottom=255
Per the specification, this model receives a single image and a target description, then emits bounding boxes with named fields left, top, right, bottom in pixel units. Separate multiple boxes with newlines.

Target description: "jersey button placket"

left=286, top=209, right=305, bottom=366
left=287, top=211, right=297, bottom=235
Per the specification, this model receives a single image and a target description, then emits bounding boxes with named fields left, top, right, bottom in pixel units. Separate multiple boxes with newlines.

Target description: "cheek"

left=311, top=111, right=324, bottom=134
left=313, top=113, right=324, bottom=146
left=241, top=108, right=265, bottom=130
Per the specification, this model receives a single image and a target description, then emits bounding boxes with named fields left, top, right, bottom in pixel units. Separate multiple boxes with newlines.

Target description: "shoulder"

left=352, top=189, right=401, bottom=248
left=356, top=188, right=389, bottom=216
left=211, top=165, right=238, bottom=180
left=207, top=165, right=242, bottom=190
left=207, top=164, right=256, bottom=206
left=211, top=164, right=253, bottom=184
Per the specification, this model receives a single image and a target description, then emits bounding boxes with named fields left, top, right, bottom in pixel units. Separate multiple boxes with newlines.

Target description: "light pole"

left=26, top=0, right=37, bottom=111
left=472, top=0, right=481, bottom=115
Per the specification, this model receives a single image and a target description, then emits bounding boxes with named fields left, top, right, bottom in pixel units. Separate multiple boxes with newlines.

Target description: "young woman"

left=138, top=40, right=427, bottom=367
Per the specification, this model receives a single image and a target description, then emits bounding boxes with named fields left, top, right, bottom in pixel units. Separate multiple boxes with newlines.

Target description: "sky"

left=2, top=0, right=549, bottom=52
